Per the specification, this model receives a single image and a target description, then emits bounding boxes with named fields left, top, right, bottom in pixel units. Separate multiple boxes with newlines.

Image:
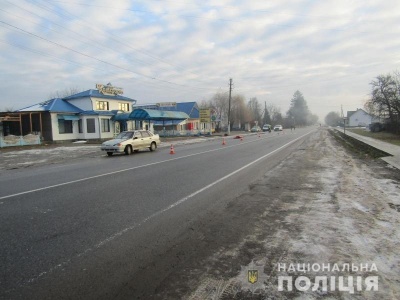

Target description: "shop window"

left=87, top=118, right=96, bottom=133
left=58, top=120, right=73, bottom=134
left=101, top=119, right=110, bottom=132
left=96, top=101, right=109, bottom=110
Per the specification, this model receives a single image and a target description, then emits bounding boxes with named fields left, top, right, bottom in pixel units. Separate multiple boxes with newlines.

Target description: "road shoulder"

left=138, top=128, right=400, bottom=299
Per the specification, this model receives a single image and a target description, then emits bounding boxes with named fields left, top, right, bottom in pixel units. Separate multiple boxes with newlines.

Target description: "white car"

left=274, top=125, right=283, bottom=131
left=101, top=130, right=160, bottom=156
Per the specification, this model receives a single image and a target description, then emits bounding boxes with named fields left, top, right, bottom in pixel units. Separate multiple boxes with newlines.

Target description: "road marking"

left=21, top=130, right=314, bottom=286
left=0, top=130, right=312, bottom=200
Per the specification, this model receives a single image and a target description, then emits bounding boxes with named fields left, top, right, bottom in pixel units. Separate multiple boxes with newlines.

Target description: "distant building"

left=346, top=108, right=380, bottom=127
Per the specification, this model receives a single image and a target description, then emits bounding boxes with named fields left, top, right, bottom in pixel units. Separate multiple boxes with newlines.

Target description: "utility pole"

left=264, top=101, right=267, bottom=124
left=341, top=104, right=346, bottom=134
left=227, top=78, right=233, bottom=135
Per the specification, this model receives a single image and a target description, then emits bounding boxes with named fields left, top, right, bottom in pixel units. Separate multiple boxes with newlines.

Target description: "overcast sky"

left=1, top=0, right=399, bottom=120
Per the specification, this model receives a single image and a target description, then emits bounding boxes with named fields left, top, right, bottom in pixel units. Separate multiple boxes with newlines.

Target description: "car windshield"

left=115, top=132, right=133, bottom=139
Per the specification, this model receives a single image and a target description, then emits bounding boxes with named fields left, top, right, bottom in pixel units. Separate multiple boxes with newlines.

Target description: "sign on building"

left=96, top=83, right=124, bottom=95
left=156, top=102, right=177, bottom=108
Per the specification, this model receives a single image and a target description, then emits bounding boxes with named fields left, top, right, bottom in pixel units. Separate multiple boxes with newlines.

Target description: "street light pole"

left=228, top=78, right=232, bottom=135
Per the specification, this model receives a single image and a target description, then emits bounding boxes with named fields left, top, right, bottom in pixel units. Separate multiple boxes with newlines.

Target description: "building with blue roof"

left=0, top=83, right=208, bottom=142
left=133, top=101, right=207, bottom=135
left=1, top=83, right=140, bottom=142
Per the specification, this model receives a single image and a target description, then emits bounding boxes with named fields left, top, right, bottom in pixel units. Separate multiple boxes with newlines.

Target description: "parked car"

left=274, top=125, right=283, bottom=131
left=262, top=124, right=272, bottom=132
left=250, top=126, right=262, bottom=132
left=101, top=130, right=160, bottom=156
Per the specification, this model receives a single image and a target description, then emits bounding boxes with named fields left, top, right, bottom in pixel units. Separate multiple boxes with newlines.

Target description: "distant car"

left=101, top=130, right=160, bottom=156
left=262, top=124, right=272, bottom=132
left=250, top=126, right=261, bottom=132
left=274, top=125, right=283, bottom=131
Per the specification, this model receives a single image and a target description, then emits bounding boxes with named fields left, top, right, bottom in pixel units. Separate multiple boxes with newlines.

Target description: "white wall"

left=65, top=97, right=93, bottom=111
left=65, top=96, right=132, bottom=112
left=79, top=116, right=100, bottom=140
left=98, top=117, right=114, bottom=139
left=50, top=113, right=80, bottom=141
left=349, top=109, right=374, bottom=127
left=91, top=97, right=131, bottom=111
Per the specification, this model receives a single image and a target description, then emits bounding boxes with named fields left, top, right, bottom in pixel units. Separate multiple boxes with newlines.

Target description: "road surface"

left=0, top=128, right=314, bottom=299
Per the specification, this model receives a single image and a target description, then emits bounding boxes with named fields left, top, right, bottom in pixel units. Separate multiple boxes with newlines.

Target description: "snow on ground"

left=186, top=129, right=400, bottom=299
left=0, top=137, right=220, bottom=171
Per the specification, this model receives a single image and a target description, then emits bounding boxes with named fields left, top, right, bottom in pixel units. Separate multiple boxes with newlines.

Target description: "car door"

left=140, top=130, right=151, bottom=148
left=132, top=131, right=143, bottom=150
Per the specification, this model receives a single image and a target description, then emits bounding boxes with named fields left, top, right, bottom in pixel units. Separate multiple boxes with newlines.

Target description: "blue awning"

left=111, top=112, right=131, bottom=122
left=130, top=109, right=189, bottom=121
left=58, top=114, right=80, bottom=121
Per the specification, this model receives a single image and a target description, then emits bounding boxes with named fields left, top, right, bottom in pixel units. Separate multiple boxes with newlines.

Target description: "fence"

left=0, top=134, right=41, bottom=148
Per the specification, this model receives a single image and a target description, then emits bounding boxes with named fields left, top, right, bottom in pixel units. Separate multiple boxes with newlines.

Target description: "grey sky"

left=1, top=0, right=399, bottom=120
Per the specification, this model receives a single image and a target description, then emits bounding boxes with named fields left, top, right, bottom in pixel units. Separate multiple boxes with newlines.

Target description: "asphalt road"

left=0, top=127, right=316, bottom=299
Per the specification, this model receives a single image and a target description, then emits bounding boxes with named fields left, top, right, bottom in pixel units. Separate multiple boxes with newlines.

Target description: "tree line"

left=200, top=90, right=318, bottom=132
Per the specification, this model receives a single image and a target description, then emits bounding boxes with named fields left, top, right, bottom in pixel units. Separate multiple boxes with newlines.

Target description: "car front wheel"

left=149, top=142, right=157, bottom=151
left=124, top=145, right=133, bottom=155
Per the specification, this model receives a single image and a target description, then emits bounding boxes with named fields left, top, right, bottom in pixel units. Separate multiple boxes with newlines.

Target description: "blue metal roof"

left=177, top=102, right=199, bottom=118
left=17, top=98, right=83, bottom=113
left=155, top=102, right=199, bottom=118
left=63, top=89, right=137, bottom=102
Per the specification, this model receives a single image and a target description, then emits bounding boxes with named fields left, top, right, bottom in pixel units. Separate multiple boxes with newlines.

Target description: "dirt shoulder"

left=145, top=128, right=400, bottom=299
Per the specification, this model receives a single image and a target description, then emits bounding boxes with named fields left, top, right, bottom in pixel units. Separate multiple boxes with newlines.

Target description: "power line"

left=0, top=20, right=215, bottom=91
left=29, top=0, right=212, bottom=85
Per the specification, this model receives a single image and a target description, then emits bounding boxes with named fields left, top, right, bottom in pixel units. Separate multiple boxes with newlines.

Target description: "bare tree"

left=266, top=103, right=282, bottom=126
left=247, top=97, right=263, bottom=126
left=49, top=86, right=82, bottom=99
left=209, top=91, right=229, bottom=131
left=365, top=73, right=400, bottom=133
left=231, top=95, right=250, bottom=129
left=197, top=99, right=209, bottom=109
left=325, top=112, right=341, bottom=126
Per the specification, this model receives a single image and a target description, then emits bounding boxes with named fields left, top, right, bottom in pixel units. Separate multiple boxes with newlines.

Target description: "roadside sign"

left=200, top=109, right=211, bottom=123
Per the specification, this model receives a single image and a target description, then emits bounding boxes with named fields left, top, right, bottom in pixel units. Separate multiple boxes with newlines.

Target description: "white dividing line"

left=0, top=131, right=306, bottom=200
left=23, top=130, right=314, bottom=285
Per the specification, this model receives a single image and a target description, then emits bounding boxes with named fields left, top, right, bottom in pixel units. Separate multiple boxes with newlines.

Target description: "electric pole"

left=341, top=104, right=346, bottom=134
left=228, top=78, right=233, bottom=135
left=264, top=101, right=267, bottom=124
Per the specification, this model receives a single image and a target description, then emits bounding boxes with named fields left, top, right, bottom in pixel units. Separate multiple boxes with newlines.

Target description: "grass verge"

left=329, top=129, right=391, bottom=159
left=347, top=128, right=400, bottom=146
